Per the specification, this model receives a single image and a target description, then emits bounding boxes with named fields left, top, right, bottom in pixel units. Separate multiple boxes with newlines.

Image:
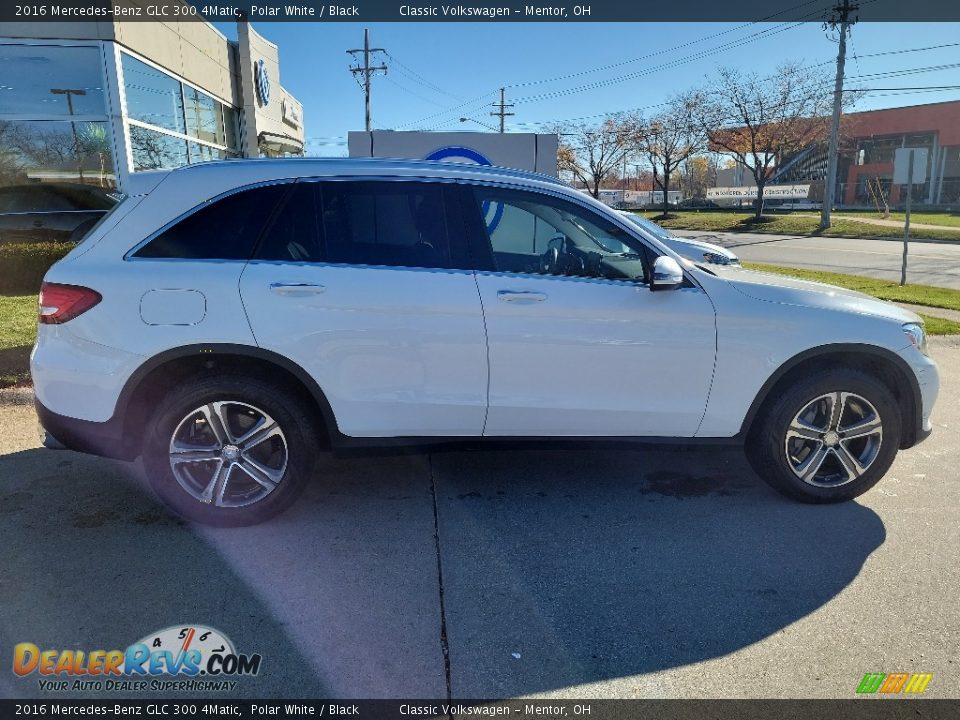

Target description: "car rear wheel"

left=747, top=369, right=901, bottom=503
left=142, top=374, right=320, bottom=526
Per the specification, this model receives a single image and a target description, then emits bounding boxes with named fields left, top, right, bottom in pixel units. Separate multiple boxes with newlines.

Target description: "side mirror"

left=650, top=255, right=685, bottom=291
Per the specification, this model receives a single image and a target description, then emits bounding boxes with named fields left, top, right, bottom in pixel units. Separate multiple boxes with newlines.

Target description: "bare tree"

left=693, top=63, right=841, bottom=220
left=555, top=118, right=634, bottom=199
left=680, top=155, right=718, bottom=201
left=631, top=95, right=708, bottom=218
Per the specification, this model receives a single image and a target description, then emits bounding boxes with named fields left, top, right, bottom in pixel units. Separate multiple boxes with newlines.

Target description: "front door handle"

left=497, top=290, right=547, bottom=303
left=269, top=282, right=327, bottom=297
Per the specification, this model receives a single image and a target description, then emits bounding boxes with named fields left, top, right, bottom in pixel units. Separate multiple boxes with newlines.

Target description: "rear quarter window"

left=133, top=184, right=290, bottom=260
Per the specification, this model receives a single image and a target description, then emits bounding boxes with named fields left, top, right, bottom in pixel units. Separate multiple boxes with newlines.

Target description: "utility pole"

left=819, top=0, right=858, bottom=229
left=347, top=28, right=388, bottom=132
left=490, top=87, right=514, bottom=133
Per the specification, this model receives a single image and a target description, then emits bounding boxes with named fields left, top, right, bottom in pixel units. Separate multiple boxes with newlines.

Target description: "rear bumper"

left=35, top=398, right=137, bottom=461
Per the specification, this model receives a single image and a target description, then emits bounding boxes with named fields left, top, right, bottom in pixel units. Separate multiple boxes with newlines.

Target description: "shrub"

left=0, top=242, right=74, bottom=295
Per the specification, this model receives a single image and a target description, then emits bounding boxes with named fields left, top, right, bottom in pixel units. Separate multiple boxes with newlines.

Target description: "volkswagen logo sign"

left=424, top=146, right=504, bottom=232
left=255, top=58, right=270, bottom=107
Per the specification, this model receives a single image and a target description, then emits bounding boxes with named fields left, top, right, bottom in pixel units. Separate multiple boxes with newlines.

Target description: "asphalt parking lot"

left=0, top=339, right=957, bottom=700
left=681, top=230, right=960, bottom=290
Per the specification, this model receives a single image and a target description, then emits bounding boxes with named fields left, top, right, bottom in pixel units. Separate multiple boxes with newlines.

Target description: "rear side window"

left=133, top=184, right=289, bottom=260
left=323, top=181, right=453, bottom=269
left=255, top=180, right=461, bottom=270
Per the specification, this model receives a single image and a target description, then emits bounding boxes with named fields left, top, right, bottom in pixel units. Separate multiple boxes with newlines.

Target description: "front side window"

left=470, top=187, right=648, bottom=282
left=133, top=183, right=288, bottom=260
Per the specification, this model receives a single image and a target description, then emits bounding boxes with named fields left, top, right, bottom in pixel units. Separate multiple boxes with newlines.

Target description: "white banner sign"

left=707, top=184, right=810, bottom=200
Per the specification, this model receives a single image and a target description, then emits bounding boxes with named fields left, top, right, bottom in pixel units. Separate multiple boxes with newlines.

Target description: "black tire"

left=746, top=368, right=901, bottom=503
left=142, top=374, right=320, bottom=526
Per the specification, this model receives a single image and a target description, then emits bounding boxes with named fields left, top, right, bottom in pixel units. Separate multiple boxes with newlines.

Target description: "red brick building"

left=842, top=100, right=960, bottom=206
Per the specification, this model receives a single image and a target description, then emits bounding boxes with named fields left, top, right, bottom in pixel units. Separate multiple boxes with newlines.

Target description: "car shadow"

left=0, top=445, right=446, bottom=699
left=0, top=440, right=885, bottom=699
left=429, top=447, right=886, bottom=697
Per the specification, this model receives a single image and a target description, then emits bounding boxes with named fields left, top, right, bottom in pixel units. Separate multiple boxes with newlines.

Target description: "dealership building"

left=0, top=9, right=304, bottom=196
left=711, top=99, right=960, bottom=208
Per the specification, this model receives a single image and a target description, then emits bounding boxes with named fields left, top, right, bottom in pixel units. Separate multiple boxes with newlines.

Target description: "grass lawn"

left=639, top=211, right=960, bottom=241
left=833, top=211, right=960, bottom=229
left=0, top=294, right=36, bottom=388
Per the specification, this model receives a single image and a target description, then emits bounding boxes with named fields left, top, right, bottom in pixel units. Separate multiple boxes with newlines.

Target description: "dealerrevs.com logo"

left=13, top=625, right=262, bottom=693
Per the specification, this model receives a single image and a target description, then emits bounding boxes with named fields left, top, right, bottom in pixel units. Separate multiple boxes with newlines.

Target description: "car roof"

left=165, top=156, right=569, bottom=189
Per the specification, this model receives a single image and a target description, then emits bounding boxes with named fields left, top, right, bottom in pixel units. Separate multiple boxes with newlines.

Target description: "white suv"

left=32, top=158, right=939, bottom=525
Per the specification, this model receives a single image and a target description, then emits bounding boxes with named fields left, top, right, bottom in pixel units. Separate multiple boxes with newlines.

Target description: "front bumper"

left=899, top=344, right=939, bottom=449
left=35, top=398, right=137, bottom=461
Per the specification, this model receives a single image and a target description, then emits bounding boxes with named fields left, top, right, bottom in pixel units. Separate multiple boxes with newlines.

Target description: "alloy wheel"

left=168, top=401, right=288, bottom=508
left=784, top=391, right=883, bottom=487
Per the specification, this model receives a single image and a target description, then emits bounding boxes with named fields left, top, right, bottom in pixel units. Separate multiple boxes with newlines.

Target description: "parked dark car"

left=0, top=183, right=118, bottom=244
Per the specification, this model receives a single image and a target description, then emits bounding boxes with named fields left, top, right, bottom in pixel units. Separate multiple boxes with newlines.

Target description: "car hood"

left=708, top=266, right=922, bottom=324
left=665, top=236, right=739, bottom=262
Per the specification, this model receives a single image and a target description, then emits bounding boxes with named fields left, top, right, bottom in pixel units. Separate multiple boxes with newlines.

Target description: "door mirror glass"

left=650, top=255, right=685, bottom=291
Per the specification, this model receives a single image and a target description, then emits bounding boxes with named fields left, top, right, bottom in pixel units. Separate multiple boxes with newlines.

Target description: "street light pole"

left=459, top=117, right=499, bottom=132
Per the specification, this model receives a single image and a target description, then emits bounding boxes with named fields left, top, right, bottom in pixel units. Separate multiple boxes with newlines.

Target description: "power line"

left=384, top=51, right=460, bottom=98
left=505, top=0, right=827, bottom=90
left=393, top=3, right=828, bottom=131
left=512, top=12, right=829, bottom=106
left=382, top=75, right=450, bottom=108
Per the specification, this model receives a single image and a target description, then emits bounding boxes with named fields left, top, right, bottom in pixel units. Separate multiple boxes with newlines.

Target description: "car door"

left=460, top=184, right=717, bottom=437
left=239, top=179, right=488, bottom=438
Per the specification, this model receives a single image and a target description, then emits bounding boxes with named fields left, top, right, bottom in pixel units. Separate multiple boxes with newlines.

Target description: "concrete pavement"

left=679, top=229, right=960, bottom=290
left=0, top=339, right=958, bottom=699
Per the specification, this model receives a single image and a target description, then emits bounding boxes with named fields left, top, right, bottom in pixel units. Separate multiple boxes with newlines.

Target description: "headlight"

left=903, top=323, right=928, bottom=355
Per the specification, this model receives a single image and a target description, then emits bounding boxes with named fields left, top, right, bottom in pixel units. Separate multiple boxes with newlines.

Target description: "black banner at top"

left=2, top=0, right=960, bottom=23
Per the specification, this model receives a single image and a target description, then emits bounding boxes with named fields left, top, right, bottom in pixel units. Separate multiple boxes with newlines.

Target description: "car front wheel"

left=747, top=369, right=901, bottom=503
left=142, top=374, right=320, bottom=526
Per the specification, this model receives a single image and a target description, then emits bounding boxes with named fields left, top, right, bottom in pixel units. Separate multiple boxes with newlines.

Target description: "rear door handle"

left=497, top=290, right=547, bottom=303
left=269, top=282, right=327, bottom=297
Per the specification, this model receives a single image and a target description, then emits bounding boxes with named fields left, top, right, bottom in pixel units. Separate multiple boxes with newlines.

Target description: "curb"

left=0, top=387, right=34, bottom=407
left=677, top=228, right=960, bottom=246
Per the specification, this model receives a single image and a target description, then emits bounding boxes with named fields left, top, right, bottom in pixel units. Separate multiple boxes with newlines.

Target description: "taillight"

left=38, top=282, right=102, bottom=324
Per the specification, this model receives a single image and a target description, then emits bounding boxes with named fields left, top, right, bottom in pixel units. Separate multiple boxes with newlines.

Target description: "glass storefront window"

left=129, top=125, right=189, bottom=170
left=188, top=142, right=225, bottom=163
left=0, top=119, right=115, bottom=189
left=0, top=45, right=106, bottom=118
left=222, top=105, right=240, bottom=151
left=183, top=86, right=224, bottom=146
left=122, top=53, right=185, bottom=134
